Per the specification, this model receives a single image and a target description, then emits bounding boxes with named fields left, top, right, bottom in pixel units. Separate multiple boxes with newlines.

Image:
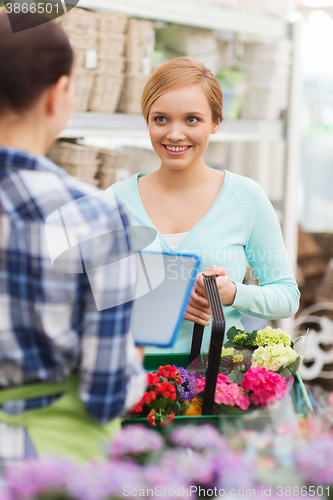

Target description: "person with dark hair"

left=0, top=12, right=146, bottom=468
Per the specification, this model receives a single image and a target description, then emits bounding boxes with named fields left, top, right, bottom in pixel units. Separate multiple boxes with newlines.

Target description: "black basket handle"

left=202, top=275, right=225, bottom=414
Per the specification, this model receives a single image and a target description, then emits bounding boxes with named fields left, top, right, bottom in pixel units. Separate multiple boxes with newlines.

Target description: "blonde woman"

left=109, top=57, right=300, bottom=353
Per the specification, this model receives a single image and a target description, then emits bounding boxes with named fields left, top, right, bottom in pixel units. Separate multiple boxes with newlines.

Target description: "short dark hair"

left=0, top=12, right=73, bottom=113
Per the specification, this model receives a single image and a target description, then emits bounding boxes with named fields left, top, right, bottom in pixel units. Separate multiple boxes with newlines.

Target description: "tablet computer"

left=131, top=251, right=201, bottom=347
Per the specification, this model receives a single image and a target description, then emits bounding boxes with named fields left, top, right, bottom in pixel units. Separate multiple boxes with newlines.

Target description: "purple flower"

left=169, top=425, right=228, bottom=454
left=109, top=425, right=164, bottom=461
left=214, top=451, right=255, bottom=491
left=294, top=435, right=333, bottom=485
left=144, top=464, right=189, bottom=498
left=69, top=461, right=145, bottom=500
left=4, top=458, right=78, bottom=500
left=174, top=366, right=197, bottom=402
left=159, top=448, right=216, bottom=488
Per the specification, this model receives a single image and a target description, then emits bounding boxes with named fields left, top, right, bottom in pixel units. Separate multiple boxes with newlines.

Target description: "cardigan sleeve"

left=231, top=179, right=300, bottom=319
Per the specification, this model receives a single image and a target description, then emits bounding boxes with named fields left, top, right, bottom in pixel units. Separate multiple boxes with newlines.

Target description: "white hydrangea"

left=251, top=344, right=299, bottom=372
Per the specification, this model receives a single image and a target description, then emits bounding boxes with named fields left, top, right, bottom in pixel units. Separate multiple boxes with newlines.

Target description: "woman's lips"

left=162, top=145, right=192, bottom=156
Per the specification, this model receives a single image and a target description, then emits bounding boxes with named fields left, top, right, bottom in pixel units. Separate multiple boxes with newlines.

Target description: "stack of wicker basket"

left=47, top=142, right=100, bottom=185
left=89, top=11, right=128, bottom=113
left=98, top=149, right=130, bottom=190
left=118, top=19, right=155, bottom=114
left=58, top=9, right=98, bottom=112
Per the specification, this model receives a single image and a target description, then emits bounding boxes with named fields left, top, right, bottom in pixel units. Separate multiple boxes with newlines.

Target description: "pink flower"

left=241, top=366, right=287, bottom=408
left=328, top=393, right=333, bottom=407
left=195, top=374, right=250, bottom=410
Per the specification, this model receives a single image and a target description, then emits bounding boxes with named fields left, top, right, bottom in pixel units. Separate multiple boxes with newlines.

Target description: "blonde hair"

left=141, top=57, right=223, bottom=124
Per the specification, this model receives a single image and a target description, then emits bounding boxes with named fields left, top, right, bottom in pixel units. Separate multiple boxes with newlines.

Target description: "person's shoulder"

left=226, top=171, right=269, bottom=205
left=107, top=173, right=139, bottom=199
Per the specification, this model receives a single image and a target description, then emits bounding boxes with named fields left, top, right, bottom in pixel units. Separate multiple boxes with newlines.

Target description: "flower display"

left=241, top=367, right=287, bottom=408
left=127, top=327, right=300, bottom=425
left=251, top=344, right=299, bottom=372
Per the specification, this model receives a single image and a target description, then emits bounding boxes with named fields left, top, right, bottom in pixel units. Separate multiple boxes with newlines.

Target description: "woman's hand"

left=195, top=266, right=237, bottom=306
left=184, top=287, right=211, bottom=327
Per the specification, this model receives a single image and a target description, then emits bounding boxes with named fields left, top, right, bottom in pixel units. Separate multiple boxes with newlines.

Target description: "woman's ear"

left=211, top=119, right=221, bottom=135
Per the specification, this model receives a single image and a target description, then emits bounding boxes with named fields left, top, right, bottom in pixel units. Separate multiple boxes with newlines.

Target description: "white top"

left=162, top=232, right=189, bottom=251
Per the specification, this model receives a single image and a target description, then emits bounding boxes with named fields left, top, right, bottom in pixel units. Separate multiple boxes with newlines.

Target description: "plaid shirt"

left=0, top=147, right=146, bottom=464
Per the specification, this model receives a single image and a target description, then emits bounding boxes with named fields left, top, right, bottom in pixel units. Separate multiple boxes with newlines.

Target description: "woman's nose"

left=165, top=124, right=186, bottom=142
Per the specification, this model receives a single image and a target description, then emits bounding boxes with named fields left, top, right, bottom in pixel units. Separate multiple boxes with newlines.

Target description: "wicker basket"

left=60, top=8, right=98, bottom=35
left=98, top=33, right=126, bottom=59
left=74, top=69, right=95, bottom=112
left=98, top=56, right=125, bottom=74
left=118, top=74, right=148, bottom=114
left=98, top=150, right=130, bottom=190
left=125, top=56, right=152, bottom=75
left=47, top=142, right=100, bottom=166
left=60, top=163, right=100, bottom=183
left=97, top=11, right=128, bottom=35
left=125, top=19, right=155, bottom=59
left=89, top=72, right=124, bottom=114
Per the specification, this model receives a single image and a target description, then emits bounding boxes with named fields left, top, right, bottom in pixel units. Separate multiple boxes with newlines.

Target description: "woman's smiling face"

left=148, top=84, right=220, bottom=171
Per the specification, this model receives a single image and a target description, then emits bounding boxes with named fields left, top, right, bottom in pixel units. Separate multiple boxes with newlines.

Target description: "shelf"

left=60, top=113, right=285, bottom=143
left=78, top=0, right=289, bottom=39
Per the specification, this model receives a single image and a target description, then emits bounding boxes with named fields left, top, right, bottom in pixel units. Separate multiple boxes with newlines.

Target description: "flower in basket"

left=241, top=367, right=287, bottom=408
left=224, top=326, right=301, bottom=381
left=126, top=365, right=189, bottom=426
left=251, top=344, right=300, bottom=374
left=192, top=373, right=251, bottom=413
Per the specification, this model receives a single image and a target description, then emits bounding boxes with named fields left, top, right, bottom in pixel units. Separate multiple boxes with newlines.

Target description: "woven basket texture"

left=74, top=69, right=95, bottom=112
left=97, top=56, right=125, bottom=74
left=98, top=34, right=126, bottom=59
left=60, top=8, right=98, bottom=35
left=97, top=11, right=128, bottom=35
left=89, top=73, right=124, bottom=113
left=118, top=74, right=148, bottom=114
left=48, top=142, right=100, bottom=166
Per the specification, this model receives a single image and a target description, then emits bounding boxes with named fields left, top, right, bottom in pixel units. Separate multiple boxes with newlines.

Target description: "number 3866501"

left=5, top=3, right=60, bottom=14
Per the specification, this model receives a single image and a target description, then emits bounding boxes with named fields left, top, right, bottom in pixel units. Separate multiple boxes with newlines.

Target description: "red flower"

left=147, top=409, right=157, bottom=427
left=169, top=411, right=175, bottom=422
left=147, top=372, right=159, bottom=387
left=130, top=404, right=143, bottom=414
left=143, top=392, right=151, bottom=404
left=163, top=391, right=171, bottom=399
left=170, top=393, right=177, bottom=401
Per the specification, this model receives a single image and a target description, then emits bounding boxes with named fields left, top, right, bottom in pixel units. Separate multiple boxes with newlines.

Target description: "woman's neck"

left=156, top=157, right=211, bottom=191
left=0, top=110, right=49, bottom=156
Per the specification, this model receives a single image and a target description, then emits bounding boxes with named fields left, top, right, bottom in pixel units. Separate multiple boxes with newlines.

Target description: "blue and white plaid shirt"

left=0, top=147, right=146, bottom=464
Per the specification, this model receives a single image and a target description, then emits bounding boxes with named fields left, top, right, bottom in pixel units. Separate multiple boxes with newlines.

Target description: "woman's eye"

left=155, top=117, right=166, bottom=123
left=187, top=117, right=198, bottom=124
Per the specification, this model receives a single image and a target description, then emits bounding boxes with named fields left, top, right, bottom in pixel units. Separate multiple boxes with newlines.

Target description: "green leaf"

left=247, top=330, right=258, bottom=346
left=278, top=356, right=301, bottom=378
left=226, top=327, right=244, bottom=342
left=228, top=370, right=244, bottom=385
left=219, top=355, right=235, bottom=375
